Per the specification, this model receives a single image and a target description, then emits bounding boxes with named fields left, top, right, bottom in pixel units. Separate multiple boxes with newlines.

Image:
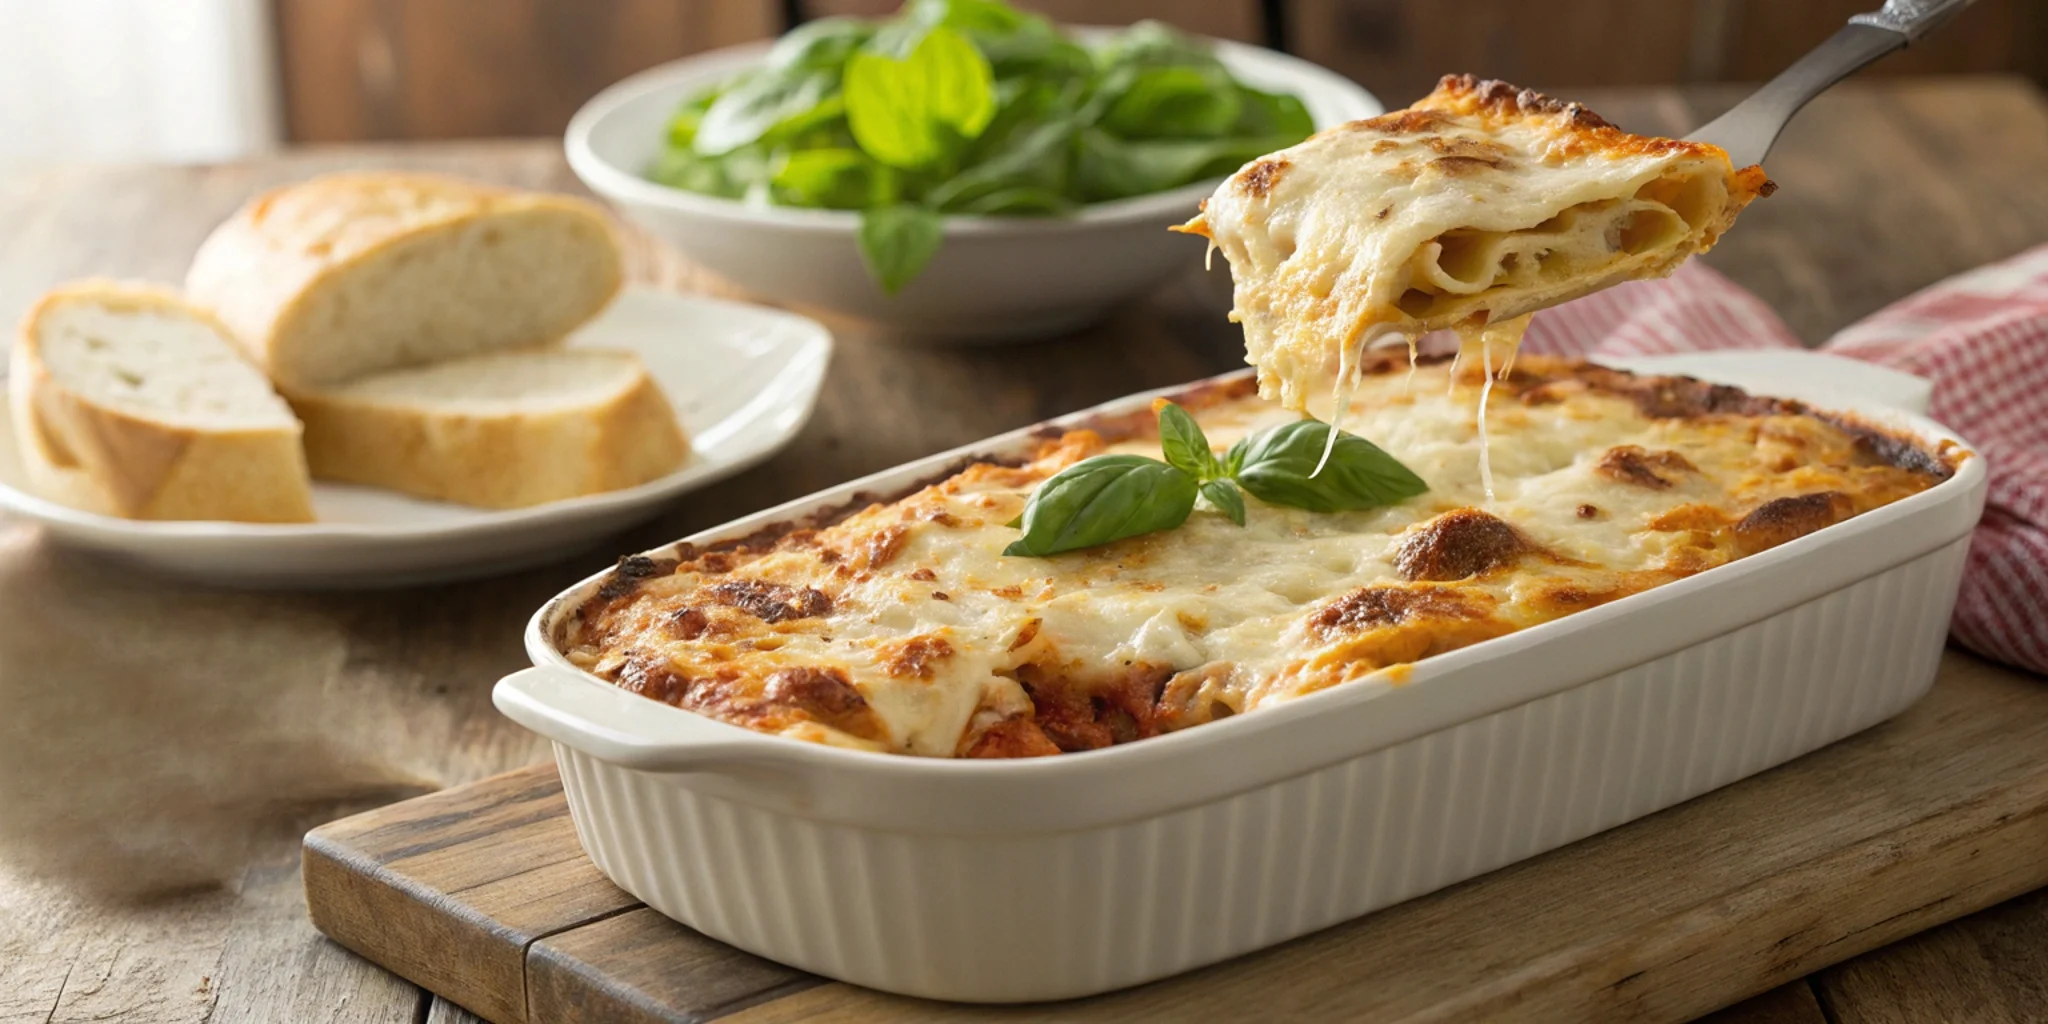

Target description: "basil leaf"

left=664, top=89, right=719, bottom=150
left=1155, top=401, right=1220, bottom=479
left=1233, top=85, right=1314, bottom=140
left=1200, top=479, right=1246, bottom=526
left=649, top=144, right=772, bottom=199
left=925, top=118, right=1075, bottom=212
left=946, top=185, right=1072, bottom=215
left=695, top=68, right=838, bottom=156
left=1072, top=129, right=1289, bottom=202
left=766, top=16, right=873, bottom=70
left=858, top=204, right=944, bottom=294
left=845, top=26, right=995, bottom=169
left=887, top=0, right=1088, bottom=79
left=1093, top=20, right=1224, bottom=73
left=1232, top=419, right=1429, bottom=513
left=1103, top=66, right=1242, bottom=139
left=1004, top=455, right=1196, bottom=557
left=773, top=148, right=898, bottom=209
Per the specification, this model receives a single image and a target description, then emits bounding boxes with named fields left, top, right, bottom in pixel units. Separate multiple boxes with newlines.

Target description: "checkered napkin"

left=1515, top=246, right=2048, bottom=675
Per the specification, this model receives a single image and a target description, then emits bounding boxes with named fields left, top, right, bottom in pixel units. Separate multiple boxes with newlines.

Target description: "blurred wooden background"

left=273, top=0, right=2047, bottom=142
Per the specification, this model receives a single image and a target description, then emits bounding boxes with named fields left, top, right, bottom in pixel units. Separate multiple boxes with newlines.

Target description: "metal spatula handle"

left=1685, top=0, right=1977, bottom=168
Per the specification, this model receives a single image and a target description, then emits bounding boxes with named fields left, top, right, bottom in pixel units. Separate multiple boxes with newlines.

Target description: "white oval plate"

left=0, top=287, right=832, bottom=588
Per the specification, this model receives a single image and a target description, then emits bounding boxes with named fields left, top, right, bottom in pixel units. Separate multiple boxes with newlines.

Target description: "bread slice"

left=9, top=281, right=315, bottom=522
left=186, top=173, right=625, bottom=390
left=289, top=348, right=688, bottom=509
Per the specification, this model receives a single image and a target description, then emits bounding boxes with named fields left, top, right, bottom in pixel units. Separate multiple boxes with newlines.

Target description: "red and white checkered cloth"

left=1514, top=245, right=2048, bottom=676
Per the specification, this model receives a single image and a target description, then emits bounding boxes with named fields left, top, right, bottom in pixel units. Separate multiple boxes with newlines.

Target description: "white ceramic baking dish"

left=495, top=351, right=1987, bottom=1003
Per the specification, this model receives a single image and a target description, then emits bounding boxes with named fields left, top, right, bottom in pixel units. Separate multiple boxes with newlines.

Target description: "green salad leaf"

left=845, top=25, right=996, bottom=169
left=859, top=204, right=946, bottom=293
left=646, top=1, right=1316, bottom=293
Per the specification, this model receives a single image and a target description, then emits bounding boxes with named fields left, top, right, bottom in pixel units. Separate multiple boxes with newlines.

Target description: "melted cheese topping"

left=565, top=358, right=1948, bottom=759
left=1181, top=75, right=1773, bottom=411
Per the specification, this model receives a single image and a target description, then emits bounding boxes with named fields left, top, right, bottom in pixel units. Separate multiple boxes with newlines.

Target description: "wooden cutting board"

left=303, top=651, right=2048, bottom=1024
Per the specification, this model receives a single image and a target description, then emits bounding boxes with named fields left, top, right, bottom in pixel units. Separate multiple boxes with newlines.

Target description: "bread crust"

left=185, top=173, right=625, bottom=389
left=9, top=281, right=315, bottom=522
left=289, top=350, right=689, bottom=509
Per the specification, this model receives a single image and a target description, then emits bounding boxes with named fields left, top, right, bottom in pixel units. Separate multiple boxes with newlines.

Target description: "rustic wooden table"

left=0, top=77, right=2043, bottom=1024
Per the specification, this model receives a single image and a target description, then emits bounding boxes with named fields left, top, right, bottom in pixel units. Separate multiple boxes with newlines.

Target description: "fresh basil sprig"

left=1228, top=419, right=1430, bottom=514
left=1004, top=402, right=1427, bottom=557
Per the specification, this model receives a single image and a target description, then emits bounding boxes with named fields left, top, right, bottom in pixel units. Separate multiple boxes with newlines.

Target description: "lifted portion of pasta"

left=1182, top=74, right=1774, bottom=411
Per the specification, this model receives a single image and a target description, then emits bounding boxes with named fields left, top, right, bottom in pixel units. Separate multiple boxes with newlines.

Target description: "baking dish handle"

left=494, top=666, right=768, bottom=773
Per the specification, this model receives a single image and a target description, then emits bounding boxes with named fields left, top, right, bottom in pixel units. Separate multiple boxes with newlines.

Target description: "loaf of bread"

left=186, top=173, right=625, bottom=390
left=290, top=347, right=688, bottom=509
left=9, top=281, right=315, bottom=522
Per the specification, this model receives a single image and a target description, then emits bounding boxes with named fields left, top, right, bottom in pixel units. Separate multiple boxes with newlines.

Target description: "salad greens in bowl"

left=651, top=2, right=1319, bottom=293
left=565, top=0, right=1379, bottom=341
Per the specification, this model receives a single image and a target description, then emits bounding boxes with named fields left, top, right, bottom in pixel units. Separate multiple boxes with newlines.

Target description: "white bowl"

left=565, top=31, right=1380, bottom=342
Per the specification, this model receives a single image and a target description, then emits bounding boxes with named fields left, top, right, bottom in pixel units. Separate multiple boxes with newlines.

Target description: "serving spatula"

left=1686, top=0, right=1978, bottom=167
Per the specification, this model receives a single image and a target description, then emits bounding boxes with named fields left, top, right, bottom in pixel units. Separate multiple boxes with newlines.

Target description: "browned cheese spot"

left=1395, top=508, right=1531, bottom=582
left=1576, top=504, right=1600, bottom=519
left=1441, top=74, right=1619, bottom=129
left=1594, top=445, right=1698, bottom=489
left=1431, top=155, right=1505, bottom=177
left=1308, top=585, right=1491, bottom=640
left=1423, top=135, right=1511, bottom=168
left=1353, top=108, right=1454, bottom=134
left=908, top=567, right=937, bottom=582
left=862, top=524, right=912, bottom=568
left=763, top=666, right=880, bottom=738
left=1645, top=502, right=1729, bottom=533
left=1734, top=492, right=1853, bottom=555
left=1008, top=618, right=1043, bottom=651
left=596, top=555, right=678, bottom=601
left=880, top=634, right=955, bottom=679
left=1583, top=367, right=1794, bottom=420
left=704, top=579, right=833, bottom=623
left=667, top=606, right=709, bottom=640
left=1531, top=581, right=1630, bottom=612
left=1238, top=157, right=1290, bottom=198
left=1824, top=415, right=1956, bottom=479
left=617, top=651, right=690, bottom=704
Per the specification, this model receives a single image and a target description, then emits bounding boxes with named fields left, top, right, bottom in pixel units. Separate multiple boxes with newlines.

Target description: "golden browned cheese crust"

left=562, top=358, right=1955, bottom=760
left=1184, top=75, right=1775, bottom=413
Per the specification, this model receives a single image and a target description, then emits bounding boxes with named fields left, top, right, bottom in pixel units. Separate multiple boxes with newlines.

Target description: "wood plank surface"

left=1289, top=0, right=2044, bottom=107
left=1695, top=983, right=1829, bottom=1024
left=1, top=79, right=2045, bottom=1023
left=302, top=770, right=641, bottom=1023
left=302, top=652, right=2048, bottom=1023
left=806, top=0, right=1264, bottom=42
left=265, top=0, right=2048, bottom=144
left=273, top=0, right=780, bottom=142
left=1813, top=886, right=2048, bottom=1023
